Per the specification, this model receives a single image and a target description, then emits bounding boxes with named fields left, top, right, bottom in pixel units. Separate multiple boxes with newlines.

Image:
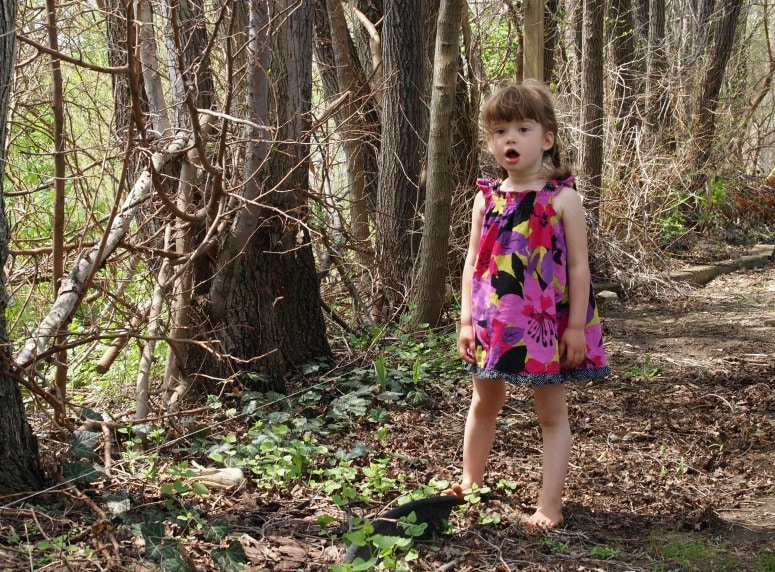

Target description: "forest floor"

left=370, top=254, right=775, bottom=572
left=1, top=248, right=773, bottom=571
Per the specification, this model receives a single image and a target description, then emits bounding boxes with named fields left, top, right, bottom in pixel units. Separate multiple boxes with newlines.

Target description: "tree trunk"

left=0, top=0, right=43, bottom=495
left=375, top=0, right=425, bottom=316
left=608, top=0, right=642, bottom=181
left=192, top=0, right=331, bottom=393
left=645, top=0, right=667, bottom=130
left=411, top=0, right=465, bottom=327
left=580, top=0, right=605, bottom=223
left=544, top=0, right=559, bottom=83
left=523, top=0, right=544, bottom=81
left=688, top=0, right=744, bottom=190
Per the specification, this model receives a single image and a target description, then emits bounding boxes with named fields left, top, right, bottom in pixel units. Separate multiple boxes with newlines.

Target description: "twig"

left=60, top=485, right=122, bottom=566
left=434, top=559, right=461, bottom=572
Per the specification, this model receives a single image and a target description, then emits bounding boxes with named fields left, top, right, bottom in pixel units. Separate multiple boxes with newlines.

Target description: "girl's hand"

left=458, top=324, right=476, bottom=363
left=559, top=327, right=587, bottom=369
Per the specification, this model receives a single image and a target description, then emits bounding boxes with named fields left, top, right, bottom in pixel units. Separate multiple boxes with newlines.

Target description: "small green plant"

left=624, top=355, right=662, bottom=381
left=542, top=537, right=569, bottom=554
left=375, top=355, right=388, bottom=391
left=495, top=478, right=518, bottom=493
left=478, top=510, right=501, bottom=525
left=212, top=420, right=329, bottom=491
left=589, top=544, right=620, bottom=559
left=759, top=548, right=775, bottom=572
left=650, top=537, right=712, bottom=565
left=360, top=459, right=399, bottom=497
left=333, top=511, right=427, bottom=572
left=461, top=484, right=490, bottom=505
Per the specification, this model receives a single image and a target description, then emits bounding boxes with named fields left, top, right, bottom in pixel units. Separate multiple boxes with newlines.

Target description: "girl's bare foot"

left=443, top=483, right=467, bottom=501
left=526, top=506, right=563, bottom=528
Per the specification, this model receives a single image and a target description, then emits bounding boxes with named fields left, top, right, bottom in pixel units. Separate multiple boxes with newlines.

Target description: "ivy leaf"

left=81, top=408, right=103, bottom=421
left=140, top=522, right=165, bottom=560
left=71, top=431, right=100, bottom=459
left=62, top=461, right=105, bottom=484
left=141, top=527, right=194, bottom=570
left=328, top=394, right=369, bottom=419
left=211, top=540, right=247, bottom=572
left=103, top=492, right=131, bottom=518
left=160, top=544, right=195, bottom=572
left=202, top=519, right=229, bottom=542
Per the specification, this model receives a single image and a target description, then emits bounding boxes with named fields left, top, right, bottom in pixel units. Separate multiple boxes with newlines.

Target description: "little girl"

left=448, top=80, right=610, bottom=528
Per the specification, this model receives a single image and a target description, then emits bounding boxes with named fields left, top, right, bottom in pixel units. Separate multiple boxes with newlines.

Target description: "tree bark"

left=193, top=0, right=332, bottom=393
left=411, top=0, right=465, bottom=327
left=544, top=0, right=559, bottom=83
left=689, top=0, right=744, bottom=190
left=608, top=0, right=642, bottom=181
left=45, top=0, right=69, bottom=400
left=580, top=0, right=605, bottom=223
left=324, top=0, right=374, bottom=268
left=0, top=0, right=43, bottom=495
left=375, top=0, right=425, bottom=316
left=645, top=0, right=667, bottom=130
left=523, top=0, right=544, bottom=81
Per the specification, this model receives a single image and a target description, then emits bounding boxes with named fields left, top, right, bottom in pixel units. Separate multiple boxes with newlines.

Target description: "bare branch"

left=16, top=34, right=129, bottom=74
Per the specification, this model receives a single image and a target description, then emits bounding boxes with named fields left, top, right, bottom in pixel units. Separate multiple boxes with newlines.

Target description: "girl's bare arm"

left=555, top=186, right=591, bottom=367
left=459, top=191, right=485, bottom=363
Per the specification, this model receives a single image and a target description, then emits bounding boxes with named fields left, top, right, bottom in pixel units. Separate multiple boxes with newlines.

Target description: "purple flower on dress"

left=521, top=276, right=558, bottom=364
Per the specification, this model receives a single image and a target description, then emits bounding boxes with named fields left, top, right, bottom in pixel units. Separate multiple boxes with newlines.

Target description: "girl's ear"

left=542, top=131, right=555, bottom=152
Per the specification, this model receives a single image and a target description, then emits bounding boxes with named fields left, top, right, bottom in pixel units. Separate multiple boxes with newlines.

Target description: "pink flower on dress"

left=528, top=202, right=555, bottom=251
left=525, top=356, right=560, bottom=374
left=521, top=276, right=558, bottom=365
left=475, top=223, right=499, bottom=277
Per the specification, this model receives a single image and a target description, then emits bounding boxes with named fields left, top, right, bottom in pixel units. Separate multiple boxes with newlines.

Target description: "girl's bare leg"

left=528, top=383, right=571, bottom=527
left=447, top=377, right=507, bottom=498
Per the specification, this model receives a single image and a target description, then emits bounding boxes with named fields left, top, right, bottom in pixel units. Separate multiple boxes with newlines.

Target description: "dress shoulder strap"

left=544, top=175, right=575, bottom=191
left=476, top=178, right=499, bottom=197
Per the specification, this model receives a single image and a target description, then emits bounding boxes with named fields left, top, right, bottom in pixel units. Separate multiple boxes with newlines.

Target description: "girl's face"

left=486, top=119, right=554, bottom=180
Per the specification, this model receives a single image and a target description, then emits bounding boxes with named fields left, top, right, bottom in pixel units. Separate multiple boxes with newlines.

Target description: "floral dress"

left=465, top=177, right=610, bottom=385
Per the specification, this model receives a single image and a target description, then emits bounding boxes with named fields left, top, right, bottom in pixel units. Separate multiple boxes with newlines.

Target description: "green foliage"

left=207, top=419, right=329, bottom=491
left=333, top=511, right=427, bottom=572
left=211, top=541, right=248, bottom=572
left=542, top=537, right=569, bottom=555
left=759, top=549, right=775, bottom=572
left=647, top=536, right=745, bottom=570
left=624, top=355, right=662, bottom=382
left=159, top=461, right=211, bottom=498
left=469, top=5, right=520, bottom=80
left=589, top=544, right=620, bottom=560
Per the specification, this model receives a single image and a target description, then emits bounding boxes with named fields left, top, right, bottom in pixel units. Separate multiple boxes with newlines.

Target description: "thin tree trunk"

left=524, top=0, right=544, bottom=81
left=689, top=0, right=744, bottom=190
left=608, top=0, right=642, bottom=181
left=645, top=0, right=667, bottom=130
left=580, top=0, right=605, bottom=223
left=325, top=0, right=372, bottom=270
left=135, top=0, right=172, bottom=134
left=45, top=0, right=69, bottom=400
left=412, top=0, right=465, bottom=327
left=375, top=0, right=425, bottom=316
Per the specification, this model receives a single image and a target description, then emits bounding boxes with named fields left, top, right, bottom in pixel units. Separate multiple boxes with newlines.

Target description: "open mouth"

left=505, top=149, right=520, bottom=160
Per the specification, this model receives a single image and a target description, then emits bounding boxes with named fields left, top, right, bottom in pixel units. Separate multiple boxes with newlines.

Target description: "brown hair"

left=481, top=80, right=572, bottom=180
